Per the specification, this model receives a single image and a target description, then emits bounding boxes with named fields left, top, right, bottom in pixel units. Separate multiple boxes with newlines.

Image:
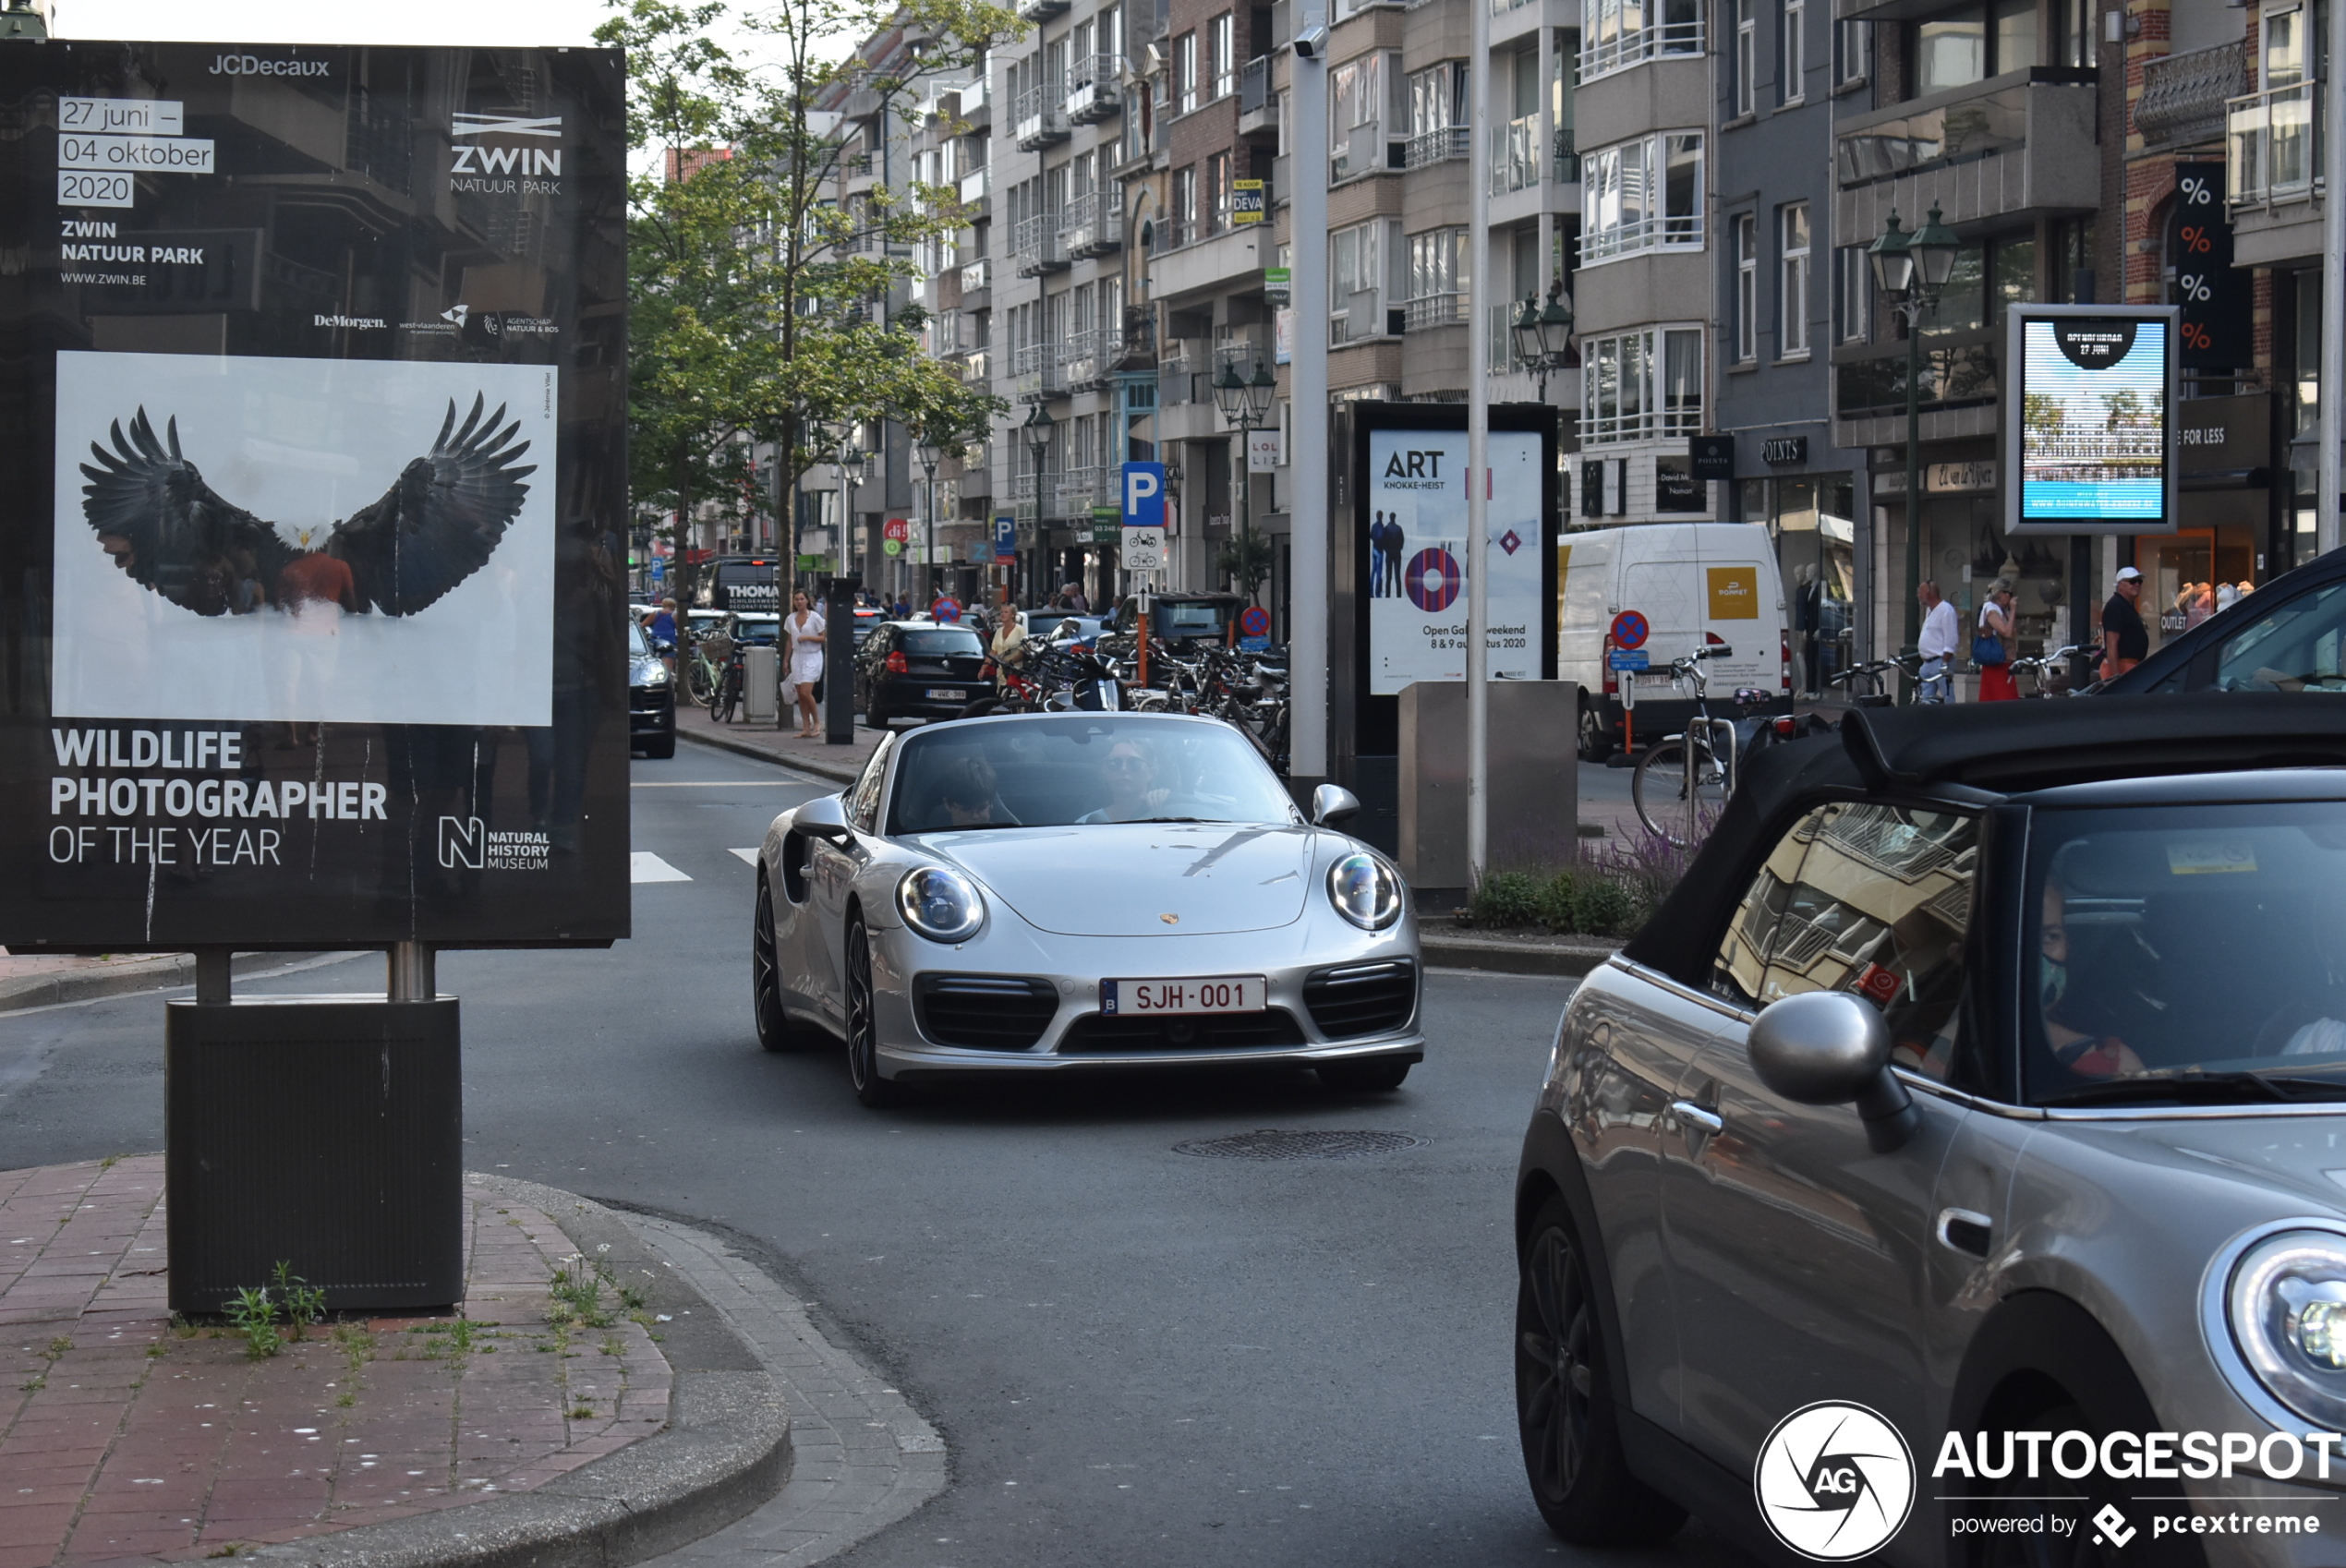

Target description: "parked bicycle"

left=1825, top=653, right=1922, bottom=708
left=1630, top=645, right=1737, bottom=845
left=2009, top=644, right=2083, bottom=698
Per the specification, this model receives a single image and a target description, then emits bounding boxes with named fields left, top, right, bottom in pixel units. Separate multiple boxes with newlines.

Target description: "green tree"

left=599, top=0, right=1012, bottom=597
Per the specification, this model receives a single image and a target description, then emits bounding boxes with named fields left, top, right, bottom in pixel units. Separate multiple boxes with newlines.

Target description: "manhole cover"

left=1173, top=1129, right=1426, bottom=1160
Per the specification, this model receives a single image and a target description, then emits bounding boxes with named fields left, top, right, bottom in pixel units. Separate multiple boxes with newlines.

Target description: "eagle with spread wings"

left=79, top=394, right=535, bottom=618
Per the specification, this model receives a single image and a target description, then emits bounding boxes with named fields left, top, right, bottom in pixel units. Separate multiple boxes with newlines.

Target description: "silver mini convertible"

left=751, top=712, right=1421, bottom=1104
left=1515, top=697, right=2346, bottom=1566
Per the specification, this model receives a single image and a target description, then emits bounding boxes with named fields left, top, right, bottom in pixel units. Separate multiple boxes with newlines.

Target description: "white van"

left=1557, top=522, right=1789, bottom=760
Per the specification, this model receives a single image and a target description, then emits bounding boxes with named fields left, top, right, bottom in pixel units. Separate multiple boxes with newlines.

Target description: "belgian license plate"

left=1100, top=976, right=1265, bottom=1016
left=926, top=687, right=962, bottom=699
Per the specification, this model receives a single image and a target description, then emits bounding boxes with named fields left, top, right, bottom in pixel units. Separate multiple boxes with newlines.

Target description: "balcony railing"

left=2137, top=40, right=2246, bottom=149
left=958, top=164, right=992, bottom=207
left=961, top=348, right=992, bottom=384
left=1405, top=125, right=1469, bottom=168
left=1012, top=342, right=1067, bottom=402
left=1833, top=331, right=2001, bottom=418
left=1058, top=190, right=1124, bottom=257
left=1493, top=115, right=1544, bottom=193
left=1403, top=292, right=1469, bottom=332
left=1240, top=55, right=1271, bottom=116
left=1055, top=464, right=1107, bottom=515
left=1581, top=397, right=1703, bottom=445
left=1579, top=6, right=1703, bottom=82
left=1066, top=53, right=1123, bottom=123
left=1064, top=327, right=1129, bottom=387
left=1579, top=209, right=1703, bottom=263
left=960, top=256, right=992, bottom=292
left=1017, top=0, right=1068, bottom=21
left=1837, top=82, right=2028, bottom=186
left=2229, top=83, right=2321, bottom=204
left=1012, top=84, right=1070, bottom=149
left=1147, top=216, right=1191, bottom=254
left=1011, top=213, right=1069, bottom=275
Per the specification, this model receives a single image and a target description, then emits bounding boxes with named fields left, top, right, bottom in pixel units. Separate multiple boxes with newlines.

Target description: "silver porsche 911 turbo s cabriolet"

left=749, top=712, right=1423, bottom=1104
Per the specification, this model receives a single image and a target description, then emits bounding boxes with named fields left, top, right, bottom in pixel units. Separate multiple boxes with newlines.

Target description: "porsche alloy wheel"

left=1515, top=1197, right=1683, bottom=1545
left=844, top=920, right=912, bottom=1107
left=753, top=880, right=801, bottom=1054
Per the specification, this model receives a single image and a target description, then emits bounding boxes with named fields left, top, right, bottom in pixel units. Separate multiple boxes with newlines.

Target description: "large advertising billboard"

left=2004, top=304, right=2180, bottom=537
left=0, top=42, right=628, bottom=951
left=1365, top=428, right=1546, bottom=694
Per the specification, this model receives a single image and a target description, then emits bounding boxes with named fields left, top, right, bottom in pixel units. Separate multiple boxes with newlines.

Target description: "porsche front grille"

left=1302, top=959, right=1418, bottom=1039
left=915, top=975, right=1059, bottom=1050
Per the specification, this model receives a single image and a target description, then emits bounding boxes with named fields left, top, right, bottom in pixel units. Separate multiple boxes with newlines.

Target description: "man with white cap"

left=2101, top=565, right=2148, bottom=682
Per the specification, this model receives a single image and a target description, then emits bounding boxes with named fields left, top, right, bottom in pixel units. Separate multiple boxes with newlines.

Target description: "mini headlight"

left=1327, top=851, right=1403, bottom=931
left=897, top=866, right=985, bottom=943
left=2227, top=1229, right=2346, bottom=1428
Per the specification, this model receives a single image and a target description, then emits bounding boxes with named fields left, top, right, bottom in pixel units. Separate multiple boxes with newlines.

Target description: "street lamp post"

left=913, top=434, right=942, bottom=610
left=1021, top=404, right=1056, bottom=606
left=1213, top=358, right=1278, bottom=609
left=1510, top=278, right=1575, bottom=401
left=1867, top=202, right=1961, bottom=684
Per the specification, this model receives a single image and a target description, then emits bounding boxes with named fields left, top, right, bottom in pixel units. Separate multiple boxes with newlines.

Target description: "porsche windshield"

left=2025, top=802, right=2346, bottom=1104
left=886, top=718, right=1297, bottom=834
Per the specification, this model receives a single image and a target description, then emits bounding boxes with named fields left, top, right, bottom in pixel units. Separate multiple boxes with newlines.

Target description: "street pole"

left=1465, top=0, right=1492, bottom=884
left=1902, top=310, right=1921, bottom=667
left=2323, top=0, right=2345, bottom=556
left=1288, top=7, right=1331, bottom=790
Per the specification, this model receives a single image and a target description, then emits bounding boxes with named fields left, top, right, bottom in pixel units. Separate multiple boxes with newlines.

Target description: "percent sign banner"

left=2171, top=163, right=2251, bottom=372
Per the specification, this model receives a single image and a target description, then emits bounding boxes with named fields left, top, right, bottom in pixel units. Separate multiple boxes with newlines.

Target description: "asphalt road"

left=0, top=739, right=1750, bottom=1568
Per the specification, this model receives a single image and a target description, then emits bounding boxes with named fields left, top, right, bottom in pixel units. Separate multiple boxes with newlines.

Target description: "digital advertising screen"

left=2005, top=304, right=2180, bottom=537
left=0, top=42, right=629, bottom=952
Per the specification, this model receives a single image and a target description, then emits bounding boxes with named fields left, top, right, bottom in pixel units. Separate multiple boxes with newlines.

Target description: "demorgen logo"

left=1754, top=1402, right=1917, bottom=1562
left=450, top=112, right=562, bottom=177
left=439, top=815, right=484, bottom=870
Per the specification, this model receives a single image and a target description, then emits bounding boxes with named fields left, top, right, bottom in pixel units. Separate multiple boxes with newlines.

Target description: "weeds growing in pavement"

left=270, top=1262, right=327, bottom=1340
left=550, top=1247, right=623, bottom=1329
left=224, top=1287, right=283, bottom=1360
left=20, top=1335, right=70, bottom=1392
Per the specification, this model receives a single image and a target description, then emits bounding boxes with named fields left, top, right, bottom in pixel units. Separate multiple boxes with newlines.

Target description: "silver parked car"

left=1515, top=697, right=2346, bottom=1566
left=750, top=712, right=1421, bottom=1104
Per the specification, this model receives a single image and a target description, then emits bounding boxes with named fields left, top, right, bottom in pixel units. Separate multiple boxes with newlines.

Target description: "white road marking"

left=630, top=852, right=693, bottom=884
left=631, top=780, right=802, bottom=788
left=729, top=848, right=761, bottom=866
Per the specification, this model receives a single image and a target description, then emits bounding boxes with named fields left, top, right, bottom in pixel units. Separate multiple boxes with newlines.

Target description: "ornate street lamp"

left=913, top=433, right=942, bottom=608
left=1868, top=202, right=1962, bottom=689
left=1510, top=278, right=1575, bottom=400
left=1214, top=359, right=1278, bottom=607
left=1020, top=405, right=1055, bottom=601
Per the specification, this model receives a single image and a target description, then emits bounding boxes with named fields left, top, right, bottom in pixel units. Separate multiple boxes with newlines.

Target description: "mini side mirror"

left=1748, top=991, right=1920, bottom=1153
left=793, top=793, right=854, bottom=843
left=1311, top=784, right=1360, bottom=826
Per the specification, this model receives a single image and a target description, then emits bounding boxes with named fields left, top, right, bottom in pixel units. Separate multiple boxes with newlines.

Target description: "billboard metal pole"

left=1465, top=0, right=1491, bottom=882
left=2324, top=0, right=2344, bottom=556
left=1289, top=10, right=1331, bottom=787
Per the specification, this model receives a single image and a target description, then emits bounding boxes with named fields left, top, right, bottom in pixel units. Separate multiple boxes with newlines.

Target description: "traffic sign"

left=1239, top=605, right=1271, bottom=639
left=1607, top=648, right=1650, bottom=671
left=883, top=517, right=909, bottom=542
left=994, top=515, right=1017, bottom=561
left=1121, top=461, right=1167, bottom=529
left=1122, top=527, right=1166, bottom=572
left=1610, top=609, right=1650, bottom=650
left=883, top=538, right=902, bottom=556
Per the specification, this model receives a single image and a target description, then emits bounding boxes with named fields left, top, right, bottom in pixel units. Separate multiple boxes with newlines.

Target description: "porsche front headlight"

left=1327, top=851, right=1402, bottom=931
left=897, top=866, right=986, bottom=943
left=2228, top=1228, right=2346, bottom=1428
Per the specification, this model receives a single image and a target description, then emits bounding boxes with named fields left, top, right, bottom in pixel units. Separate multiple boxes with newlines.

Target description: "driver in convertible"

left=1078, top=738, right=1173, bottom=823
left=2040, top=878, right=2146, bottom=1080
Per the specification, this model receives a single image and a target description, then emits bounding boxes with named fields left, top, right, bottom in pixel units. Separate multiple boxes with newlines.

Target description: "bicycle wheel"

left=1631, top=738, right=1727, bottom=846
left=685, top=658, right=716, bottom=709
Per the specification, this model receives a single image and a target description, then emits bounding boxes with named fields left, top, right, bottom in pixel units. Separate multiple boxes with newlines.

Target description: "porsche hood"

left=917, top=823, right=1319, bottom=935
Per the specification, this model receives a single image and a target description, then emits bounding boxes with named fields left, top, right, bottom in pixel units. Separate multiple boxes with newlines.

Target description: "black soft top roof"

left=1620, top=693, right=2346, bottom=985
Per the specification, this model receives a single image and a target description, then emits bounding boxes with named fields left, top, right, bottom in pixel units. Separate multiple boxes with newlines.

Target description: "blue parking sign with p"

left=1122, top=462, right=1166, bottom=529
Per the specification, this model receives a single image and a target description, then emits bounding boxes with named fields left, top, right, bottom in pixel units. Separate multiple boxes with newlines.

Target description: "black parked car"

left=2105, top=545, right=2346, bottom=695
left=627, top=619, right=676, bottom=758
left=855, top=621, right=989, bottom=728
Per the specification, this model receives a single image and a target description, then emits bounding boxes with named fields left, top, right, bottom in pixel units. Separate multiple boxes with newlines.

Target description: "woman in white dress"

left=785, top=589, right=827, bottom=738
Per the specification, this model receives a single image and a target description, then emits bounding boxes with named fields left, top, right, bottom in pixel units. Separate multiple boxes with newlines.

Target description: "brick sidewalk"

left=0, top=1158, right=671, bottom=1567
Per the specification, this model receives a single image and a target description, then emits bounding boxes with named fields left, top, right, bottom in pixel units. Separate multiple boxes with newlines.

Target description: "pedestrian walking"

left=1916, top=579, right=1958, bottom=703
left=2100, top=566, right=2147, bottom=682
left=648, top=597, right=678, bottom=670
left=1976, top=580, right=2018, bottom=702
left=784, top=589, right=827, bottom=738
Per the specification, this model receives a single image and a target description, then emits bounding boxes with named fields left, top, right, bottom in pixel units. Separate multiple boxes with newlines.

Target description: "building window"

left=1735, top=0, right=1756, bottom=115
left=1780, top=202, right=1810, bottom=356
left=1331, top=220, right=1388, bottom=341
left=1581, top=326, right=1703, bottom=443
left=1176, top=31, right=1199, bottom=115
left=1782, top=0, right=1805, bottom=103
left=1581, top=0, right=1703, bottom=79
left=1735, top=214, right=1758, bottom=362
left=1404, top=226, right=1469, bottom=327
left=1173, top=163, right=1198, bottom=245
left=1837, top=246, right=1871, bottom=343
left=1211, top=12, right=1237, bottom=99
left=1328, top=51, right=1391, bottom=181
left=1833, top=18, right=1870, bottom=86
left=1580, top=132, right=1704, bottom=263
left=1207, top=150, right=1233, bottom=233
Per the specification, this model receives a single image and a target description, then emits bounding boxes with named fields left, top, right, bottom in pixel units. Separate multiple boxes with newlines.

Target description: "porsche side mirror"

left=1747, top=991, right=1919, bottom=1153
left=793, top=793, right=853, bottom=843
left=1310, top=784, right=1360, bottom=826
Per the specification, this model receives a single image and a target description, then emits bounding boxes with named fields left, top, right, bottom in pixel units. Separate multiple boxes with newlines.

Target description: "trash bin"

left=165, top=996, right=463, bottom=1314
left=744, top=645, right=780, bottom=722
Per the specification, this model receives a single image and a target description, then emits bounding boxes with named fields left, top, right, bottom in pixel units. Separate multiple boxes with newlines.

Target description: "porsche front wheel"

left=844, top=919, right=913, bottom=1107
left=753, top=880, right=806, bottom=1054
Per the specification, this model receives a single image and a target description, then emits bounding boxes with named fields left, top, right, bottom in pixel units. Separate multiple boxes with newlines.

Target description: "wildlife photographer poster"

left=53, top=351, right=555, bottom=726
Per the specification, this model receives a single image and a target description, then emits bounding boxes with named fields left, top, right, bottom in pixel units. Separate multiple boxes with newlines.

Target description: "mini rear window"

left=901, top=629, right=983, bottom=655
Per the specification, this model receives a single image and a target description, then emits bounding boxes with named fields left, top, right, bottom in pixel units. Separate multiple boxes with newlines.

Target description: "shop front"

left=1872, top=448, right=2082, bottom=665
left=2141, top=392, right=2273, bottom=655
left=1737, top=456, right=1859, bottom=696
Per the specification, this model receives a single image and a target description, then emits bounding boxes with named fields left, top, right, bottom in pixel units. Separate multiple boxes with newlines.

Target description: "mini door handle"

left=1937, top=1207, right=1993, bottom=1258
left=1669, top=1100, right=1724, bottom=1135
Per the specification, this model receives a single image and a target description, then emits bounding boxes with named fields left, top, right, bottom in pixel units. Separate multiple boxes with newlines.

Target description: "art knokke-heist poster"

left=0, top=42, right=628, bottom=952
left=1365, top=429, right=1544, bottom=696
